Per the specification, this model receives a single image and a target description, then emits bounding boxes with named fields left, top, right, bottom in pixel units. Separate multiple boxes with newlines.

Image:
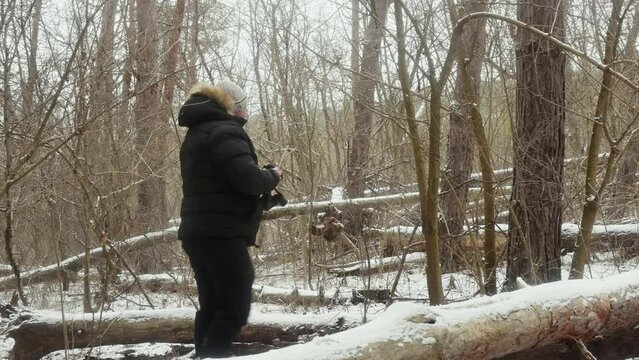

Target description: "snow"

left=2, top=229, right=639, bottom=359
left=330, top=187, right=345, bottom=202
left=236, top=269, right=639, bottom=360
left=240, top=302, right=437, bottom=360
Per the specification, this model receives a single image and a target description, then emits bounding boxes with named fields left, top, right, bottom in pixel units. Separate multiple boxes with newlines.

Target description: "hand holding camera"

left=262, top=164, right=287, bottom=210
left=264, top=164, right=283, bottom=180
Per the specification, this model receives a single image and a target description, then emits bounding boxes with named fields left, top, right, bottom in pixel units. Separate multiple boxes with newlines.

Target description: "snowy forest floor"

left=1, top=245, right=638, bottom=359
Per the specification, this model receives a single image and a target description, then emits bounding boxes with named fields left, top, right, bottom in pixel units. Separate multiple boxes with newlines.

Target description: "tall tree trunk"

left=447, top=0, right=496, bottom=294
left=351, top=0, right=360, bottom=87
left=161, top=0, right=186, bottom=120
left=345, top=0, right=392, bottom=235
left=507, top=0, right=566, bottom=287
left=439, top=0, right=488, bottom=274
left=610, top=6, right=639, bottom=220
left=393, top=0, right=441, bottom=304
left=398, top=1, right=459, bottom=305
left=21, top=0, right=42, bottom=118
left=77, top=0, right=118, bottom=312
left=569, top=0, right=625, bottom=279
left=133, top=0, right=167, bottom=274
left=134, top=0, right=167, bottom=234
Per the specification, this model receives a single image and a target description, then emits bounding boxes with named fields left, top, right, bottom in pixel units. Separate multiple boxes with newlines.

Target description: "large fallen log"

left=238, top=269, right=639, bottom=360
left=5, top=307, right=353, bottom=359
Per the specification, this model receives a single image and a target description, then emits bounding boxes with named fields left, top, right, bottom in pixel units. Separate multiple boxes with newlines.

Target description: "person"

left=177, top=81, right=283, bottom=358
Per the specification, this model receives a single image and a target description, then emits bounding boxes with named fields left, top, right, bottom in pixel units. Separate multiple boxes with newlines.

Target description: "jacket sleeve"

left=208, top=127, right=280, bottom=195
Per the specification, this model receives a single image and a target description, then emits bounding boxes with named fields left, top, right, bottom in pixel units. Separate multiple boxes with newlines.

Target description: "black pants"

left=182, top=237, right=255, bottom=358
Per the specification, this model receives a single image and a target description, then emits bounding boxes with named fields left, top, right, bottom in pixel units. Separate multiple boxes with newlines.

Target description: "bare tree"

left=507, top=0, right=566, bottom=287
left=398, top=0, right=461, bottom=305
left=570, top=0, right=626, bottom=279
left=439, top=0, right=488, bottom=274
left=133, top=0, right=168, bottom=237
left=346, top=0, right=392, bottom=235
left=161, top=0, right=187, bottom=130
left=610, top=5, right=639, bottom=220
left=447, top=0, right=497, bottom=294
left=393, top=0, right=444, bottom=305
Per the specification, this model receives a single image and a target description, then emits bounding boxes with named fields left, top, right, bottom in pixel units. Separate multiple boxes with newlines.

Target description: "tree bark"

left=507, top=0, right=566, bottom=287
left=393, top=0, right=444, bottom=305
left=448, top=0, right=496, bottom=294
left=134, top=0, right=168, bottom=235
left=161, top=0, right=186, bottom=115
left=6, top=308, right=351, bottom=360
left=440, top=0, right=488, bottom=275
left=20, top=0, right=42, bottom=118
left=345, top=0, right=392, bottom=235
left=499, top=327, right=639, bottom=360
left=82, top=0, right=118, bottom=313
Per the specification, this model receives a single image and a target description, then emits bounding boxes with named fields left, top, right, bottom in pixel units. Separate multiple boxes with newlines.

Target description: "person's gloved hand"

left=264, top=164, right=283, bottom=180
left=271, top=166, right=283, bottom=179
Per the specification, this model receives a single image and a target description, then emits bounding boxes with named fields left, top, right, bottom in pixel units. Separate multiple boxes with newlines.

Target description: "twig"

left=106, top=238, right=155, bottom=310
left=570, top=336, right=598, bottom=360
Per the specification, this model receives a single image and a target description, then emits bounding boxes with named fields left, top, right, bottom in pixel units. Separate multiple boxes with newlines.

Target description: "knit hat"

left=216, top=80, right=247, bottom=113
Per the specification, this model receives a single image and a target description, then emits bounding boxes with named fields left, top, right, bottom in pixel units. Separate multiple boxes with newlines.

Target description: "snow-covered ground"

left=1, top=248, right=638, bottom=359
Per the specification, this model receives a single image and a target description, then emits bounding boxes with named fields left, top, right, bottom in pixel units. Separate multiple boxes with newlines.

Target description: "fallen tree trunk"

left=43, top=343, right=194, bottom=360
left=240, top=269, right=639, bottom=359
left=114, top=275, right=351, bottom=306
left=5, top=307, right=353, bottom=359
left=0, top=227, right=179, bottom=292
left=368, top=223, right=639, bottom=255
left=320, top=252, right=426, bottom=276
left=561, top=223, right=639, bottom=254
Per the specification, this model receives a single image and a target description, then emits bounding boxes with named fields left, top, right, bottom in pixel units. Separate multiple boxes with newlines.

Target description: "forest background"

left=0, top=0, right=638, bottom=358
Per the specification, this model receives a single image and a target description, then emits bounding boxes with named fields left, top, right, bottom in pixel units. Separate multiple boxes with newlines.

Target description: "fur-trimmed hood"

left=178, top=83, right=243, bottom=128
left=187, top=83, right=235, bottom=111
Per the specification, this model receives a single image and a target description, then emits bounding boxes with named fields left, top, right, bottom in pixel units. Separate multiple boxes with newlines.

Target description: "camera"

left=261, top=164, right=287, bottom=210
left=262, top=189, right=287, bottom=210
left=263, top=163, right=281, bottom=177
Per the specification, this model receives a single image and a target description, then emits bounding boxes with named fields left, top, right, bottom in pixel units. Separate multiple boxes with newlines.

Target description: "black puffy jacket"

left=177, top=84, right=279, bottom=243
